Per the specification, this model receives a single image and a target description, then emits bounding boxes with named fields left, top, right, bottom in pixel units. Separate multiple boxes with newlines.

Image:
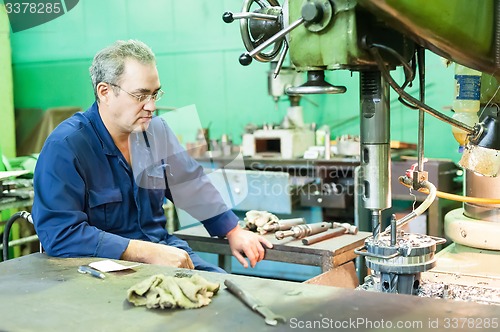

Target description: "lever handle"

left=273, top=40, right=289, bottom=78
left=240, top=17, right=305, bottom=66
left=238, top=0, right=330, bottom=66
left=222, top=11, right=279, bottom=23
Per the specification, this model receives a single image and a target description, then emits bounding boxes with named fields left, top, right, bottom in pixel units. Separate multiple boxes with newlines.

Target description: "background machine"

left=223, top=0, right=500, bottom=299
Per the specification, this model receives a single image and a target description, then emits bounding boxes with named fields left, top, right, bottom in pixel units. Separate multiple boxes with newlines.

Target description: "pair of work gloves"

left=127, top=274, right=220, bottom=309
left=243, top=210, right=279, bottom=235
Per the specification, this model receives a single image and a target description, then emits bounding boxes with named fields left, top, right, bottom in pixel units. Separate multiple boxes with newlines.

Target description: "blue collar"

left=85, top=101, right=120, bottom=156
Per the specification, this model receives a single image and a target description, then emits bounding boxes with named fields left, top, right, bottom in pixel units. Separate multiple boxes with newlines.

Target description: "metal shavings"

left=357, top=277, right=500, bottom=305
left=418, top=280, right=500, bottom=306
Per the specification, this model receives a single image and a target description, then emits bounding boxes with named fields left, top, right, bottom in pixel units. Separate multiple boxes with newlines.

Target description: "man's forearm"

left=121, top=239, right=194, bottom=269
left=121, top=239, right=148, bottom=262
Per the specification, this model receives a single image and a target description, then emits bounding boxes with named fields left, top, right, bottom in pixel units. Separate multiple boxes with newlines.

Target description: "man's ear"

left=96, top=82, right=110, bottom=103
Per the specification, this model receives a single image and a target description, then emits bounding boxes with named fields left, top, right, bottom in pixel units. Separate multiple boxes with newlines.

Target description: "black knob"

left=239, top=53, right=253, bottom=66
left=222, top=12, right=234, bottom=23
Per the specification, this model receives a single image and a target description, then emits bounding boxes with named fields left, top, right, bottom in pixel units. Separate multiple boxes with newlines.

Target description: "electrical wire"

left=381, top=177, right=437, bottom=235
left=398, top=177, right=500, bottom=204
left=367, top=44, right=476, bottom=135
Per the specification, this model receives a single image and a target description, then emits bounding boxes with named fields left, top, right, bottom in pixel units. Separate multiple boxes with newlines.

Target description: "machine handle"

left=240, top=17, right=305, bottom=66
left=222, top=11, right=279, bottom=23
left=354, top=245, right=401, bottom=260
left=223, top=0, right=283, bottom=64
left=286, top=83, right=347, bottom=95
left=237, top=0, right=330, bottom=66
left=272, top=40, right=289, bottom=78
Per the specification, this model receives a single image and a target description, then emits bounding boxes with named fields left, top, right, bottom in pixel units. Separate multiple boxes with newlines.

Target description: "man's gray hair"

left=89, top=40, right=156, bottom=101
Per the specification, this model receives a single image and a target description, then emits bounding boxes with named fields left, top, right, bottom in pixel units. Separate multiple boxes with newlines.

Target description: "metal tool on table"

left=78, top=265, right=106, bottom=279
left=261, top=217, right=305, bottom=233
left=302, top=222, right=358, bottom=245
left=275, top=222, right=330, bottom=240
left=224, top=279, right=286, bottom=326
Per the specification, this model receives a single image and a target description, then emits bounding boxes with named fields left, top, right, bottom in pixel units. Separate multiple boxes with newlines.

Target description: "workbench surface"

left=1, top=253, right=499, bottom=331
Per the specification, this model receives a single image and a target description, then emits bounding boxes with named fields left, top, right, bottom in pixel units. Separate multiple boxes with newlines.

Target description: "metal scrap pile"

left=418, top=280, right=500, bottom=305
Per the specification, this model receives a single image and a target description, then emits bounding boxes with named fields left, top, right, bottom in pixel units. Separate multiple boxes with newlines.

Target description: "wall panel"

left=8, top=0, right=460, bottom=161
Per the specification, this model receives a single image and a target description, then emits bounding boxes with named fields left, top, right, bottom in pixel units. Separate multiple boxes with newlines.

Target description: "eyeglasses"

left=108, top=83, right=164, bottom=103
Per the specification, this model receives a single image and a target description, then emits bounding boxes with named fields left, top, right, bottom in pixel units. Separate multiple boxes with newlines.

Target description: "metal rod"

left=417, top=47, right=426, bottom=172
left=390, top=215, right=397, bottom=246
left=0, top=235, right=38, bottom=250
left=372, top=210, right=381, bottom=240
left=302, top=228, right=345, bottom=245
left=232, top=12, right=279, bottom=21
left=262, top=217, right=305, bottom=232
left=273, top=40, right=289, bottom=78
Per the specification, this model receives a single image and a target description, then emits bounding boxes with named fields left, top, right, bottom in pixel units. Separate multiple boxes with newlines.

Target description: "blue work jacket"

left=32, top=102, right=238, bottom=258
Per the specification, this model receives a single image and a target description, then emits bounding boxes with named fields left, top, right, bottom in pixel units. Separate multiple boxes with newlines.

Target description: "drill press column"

left=359, top=70, right=391, bottom=239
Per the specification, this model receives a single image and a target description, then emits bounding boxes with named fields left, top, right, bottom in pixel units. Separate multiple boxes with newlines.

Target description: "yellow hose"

left=398, top=178, right=500, bottom=204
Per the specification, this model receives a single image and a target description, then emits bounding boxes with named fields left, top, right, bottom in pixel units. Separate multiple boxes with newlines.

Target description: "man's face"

left=104, top=59, right=161, bottom=134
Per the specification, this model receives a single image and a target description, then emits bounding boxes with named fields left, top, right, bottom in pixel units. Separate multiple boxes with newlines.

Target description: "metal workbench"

left=1, top=253, right=499, bottom=331
left=174, top=224, right=370, bottom=274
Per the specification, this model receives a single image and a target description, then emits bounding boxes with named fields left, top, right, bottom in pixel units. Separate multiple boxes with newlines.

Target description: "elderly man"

left=32, top=40, right=271, bottom=272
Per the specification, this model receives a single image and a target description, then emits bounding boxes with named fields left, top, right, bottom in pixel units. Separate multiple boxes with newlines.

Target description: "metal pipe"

left=0, top=235, right=38, bottom=250
left=275, top=222, right=330, bottom=240
left=302, top=228, right=346, bottom=245
left=2, top=211, right=33, bottom=261
left=359, top=70, right=391, bottom=241
left=417, top=46, right=426, bottom=172
left=262, top=218, right=306, bottom=232
left=302, top=223, right=358, bottom=245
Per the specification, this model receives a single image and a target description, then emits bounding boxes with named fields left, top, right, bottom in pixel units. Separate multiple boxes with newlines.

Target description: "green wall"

left=8, top=0, right=461, bottom=162
left=0, top=4, right=15, bottom=158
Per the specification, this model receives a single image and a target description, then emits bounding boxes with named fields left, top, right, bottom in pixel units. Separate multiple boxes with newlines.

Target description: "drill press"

left=223, top=0, right=500, bottom=295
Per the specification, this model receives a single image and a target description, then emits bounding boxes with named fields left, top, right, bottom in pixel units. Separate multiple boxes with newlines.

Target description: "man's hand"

left=121, top=239, right=194, bottom=269
left=226, top=225, right=273, bottom=268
